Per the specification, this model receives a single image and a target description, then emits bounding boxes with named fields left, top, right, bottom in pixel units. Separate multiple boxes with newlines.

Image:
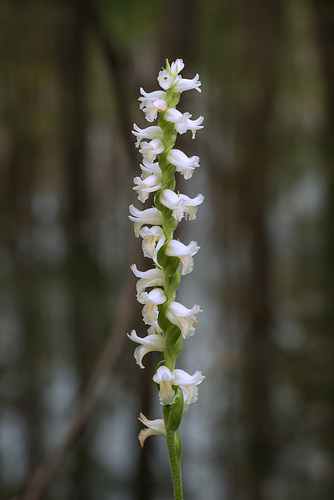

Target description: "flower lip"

left=127, top=330, right=164, bottom=368
left=139, top=138, right=165, bottom=164
left=138, top=412, right=166, bottom=447
left=165, top=301, right=202, bottom=338
left=132, top=124, right=163, bottom=148
left=165, top=239, right=200, bottom=275
left=131, top=264, right=165, bottom=297
left=164, top=109, right=204, bottom=139
left=138, top=288, right=167, bottom=325
left=139, top=225, right=166, bottom=265
left=159, top=189, right=204, bottom=222
left=133, top=174, right=162, bottom=203
left=153, top=366, right=176, bottom=405
left=173, top=74, right=202, bottom=93
left=166, top=149, right=200, bottom=180
left=157, top=69, right=175, bottom=90
left=129, top=205, right=163, bottom=236
left=138, top=88, right=168, bottom=122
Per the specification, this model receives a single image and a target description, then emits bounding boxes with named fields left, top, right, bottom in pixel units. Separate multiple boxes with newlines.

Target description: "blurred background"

left=0, top=0, right=333, bottom=499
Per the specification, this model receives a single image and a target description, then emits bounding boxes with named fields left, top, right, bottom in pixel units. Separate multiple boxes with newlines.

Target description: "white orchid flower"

left=152, top=365, right=205, bottom=409
left=157, top=69, right=176, bottom=90
left=140, top=159, right=162, bottom=178
left=133, top=174, right=162, bottom=203
left=138, top=88, right=167, bottom=122
left=164, top=109, right=204, bottom=139
left=172, top=368, right=205, bottom=410
left=139, top=226, right=165, bottom=265
left=166, top=301, right=201, bottom=338
left=153, top=366, right=176, bottom=405
left=138, top=412, right=166, bottom=447
left=174, top=73, right=201, bottom=93
left=180, top=193, right=204, bottom=220
left=128, top=205, right=163, bottom=236
left=159, top=189, right=204, bottom=222
left=139, top=138, right=165, bottom=164
left=165, top=240, right=200, bottom=275
left=166, top=149, right=200, bottom=180
left=131, top=265, right=165, bottom=297
left=127, top=330, right=165, bottom=369
left=132, top=124, right=163, bottom=148
left=138, top=288, right=167, bottom=325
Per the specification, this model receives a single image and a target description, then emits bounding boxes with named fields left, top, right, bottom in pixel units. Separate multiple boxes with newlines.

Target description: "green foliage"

left=168, top=389, right=184, bottom=432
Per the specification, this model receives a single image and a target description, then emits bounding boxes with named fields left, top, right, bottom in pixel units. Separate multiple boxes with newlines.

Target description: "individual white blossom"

left=131, top=265, right=165, bottom=297
left=129, top=205, right=163, bottom=236
left=133, top=174, right=162, bottom=202
left=139, top=226, right=165, bottom=265
left=165, top=240, right=200, bottom=275
left=158, top=69, right=176, bottom=90
left=132, top=124, right=163, bottom=147
left=139, top=138, right=165, bottom=164
left=166, top=301, right=201, bottom=338
left=153, top=366, right=176, bottom=405
left=159, top=189, right=204, bottom=222
left=138, top=412, right=166, bottom=447
left=138, top=288, right=167, bottom=325
left=167, top=149, right=200, bottom=180
left=153, top=366, right=205, bottom=409
left=127, top=330, right=165, bottom=369
left=157, top=59, right=185, bottom=90
left=172, top=368, right=205, bottom=410
left=138, top=88, right=168, bottom=122
left=164, top=109, right=204, bottom=139
left=174, top=74, right=201, bottom=93
left=140, top=159, right=162, bottom=178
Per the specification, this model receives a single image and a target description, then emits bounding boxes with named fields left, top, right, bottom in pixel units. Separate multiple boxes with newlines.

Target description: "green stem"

left=157, top=84, right=184, bottom=499
left=164, top=407, right=184, bottom=500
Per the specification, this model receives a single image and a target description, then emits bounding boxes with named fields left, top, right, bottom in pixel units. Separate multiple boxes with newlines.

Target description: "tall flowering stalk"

left=128, top=59, right=204, bottom=500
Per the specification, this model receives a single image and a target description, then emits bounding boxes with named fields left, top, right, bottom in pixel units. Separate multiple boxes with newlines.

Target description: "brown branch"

left=19, top=237, right=137, bottom=500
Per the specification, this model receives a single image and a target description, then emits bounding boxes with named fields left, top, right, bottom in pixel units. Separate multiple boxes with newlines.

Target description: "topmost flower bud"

left=157, top=58, right=185, bottom=90
left=157, top=58, right=201, bottom=94
left=170, top=58, right=185, bottom=76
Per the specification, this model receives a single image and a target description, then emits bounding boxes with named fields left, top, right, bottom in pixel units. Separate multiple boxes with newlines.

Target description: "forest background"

left=0, top=0, right=333, bottom=499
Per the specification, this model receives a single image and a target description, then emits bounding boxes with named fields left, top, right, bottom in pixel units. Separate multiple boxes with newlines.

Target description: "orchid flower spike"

left=128, top=59, right=204, bottom=494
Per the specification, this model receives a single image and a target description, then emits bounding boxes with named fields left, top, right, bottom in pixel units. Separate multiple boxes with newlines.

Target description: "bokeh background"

left=0, top=0, right=333, bottom=499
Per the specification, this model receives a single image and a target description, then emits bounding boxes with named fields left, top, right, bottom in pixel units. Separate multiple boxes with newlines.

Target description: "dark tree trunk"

left=228, top=1, right=282, bottom=498
left=312, top=1, right=334, bottom=497
left=58, top=1, right=93, bottom=497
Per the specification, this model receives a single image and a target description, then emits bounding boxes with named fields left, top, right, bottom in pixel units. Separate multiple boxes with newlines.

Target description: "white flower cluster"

left=127, top=59, right=205, bottom=446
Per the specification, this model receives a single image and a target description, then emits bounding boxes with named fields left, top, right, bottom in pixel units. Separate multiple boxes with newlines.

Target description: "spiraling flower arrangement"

left=128, top=59, right=204, bottom=500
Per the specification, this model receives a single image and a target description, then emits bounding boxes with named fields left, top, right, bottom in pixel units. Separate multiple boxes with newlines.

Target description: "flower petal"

left=138, top=412, right=166, bottom=447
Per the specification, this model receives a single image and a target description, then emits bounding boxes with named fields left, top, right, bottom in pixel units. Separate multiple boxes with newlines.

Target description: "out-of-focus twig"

left=19, top=236, right=137, bottom=500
